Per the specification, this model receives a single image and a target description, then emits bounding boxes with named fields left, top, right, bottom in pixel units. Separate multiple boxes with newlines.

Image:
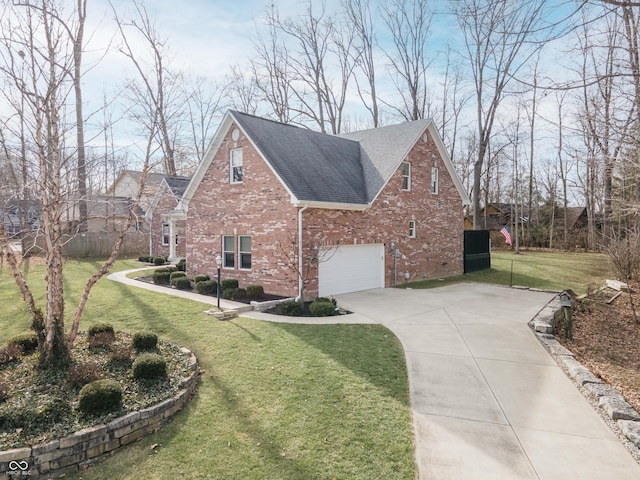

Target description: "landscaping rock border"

left=0, top=347, right=199, bottom=480
left=529, top=294, right=640, bottom=457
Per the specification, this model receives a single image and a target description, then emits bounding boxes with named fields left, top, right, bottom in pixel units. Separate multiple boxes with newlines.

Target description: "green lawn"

left=402, top=250, right=611, bottom=295
left=0, top=258, right=416, bottom=480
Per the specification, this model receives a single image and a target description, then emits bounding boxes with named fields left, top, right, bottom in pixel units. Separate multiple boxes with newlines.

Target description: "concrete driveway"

left=335, top=283, right=640, bottom=480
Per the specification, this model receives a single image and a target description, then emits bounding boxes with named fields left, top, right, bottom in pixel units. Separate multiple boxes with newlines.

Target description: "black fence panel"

left=464, top=230, right=490, bottom=273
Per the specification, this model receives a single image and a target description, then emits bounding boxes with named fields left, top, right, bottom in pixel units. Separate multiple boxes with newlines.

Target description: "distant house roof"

left=163, top=176, right=190, bottom=199
left=179, top=110, right=469, bottom=210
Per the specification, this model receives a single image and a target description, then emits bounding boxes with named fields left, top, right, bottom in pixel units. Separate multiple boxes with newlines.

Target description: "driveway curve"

left=110, top=270, right=640, bottom=479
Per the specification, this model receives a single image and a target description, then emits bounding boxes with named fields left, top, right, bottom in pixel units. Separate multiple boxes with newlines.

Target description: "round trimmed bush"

left=172, top=277, right=192, bottom=290
left=309, top=300, right=336, bottom=317
left=132, top=331, right=158, bottom=352
left=223, top=287, right=247, bottom=300
left=220, top=278, right=239, bottom=290
left=8, top=332, right=38, bottom=354
left=138, top=255, right=150, bottom=263
left=278, top=301, right=304, bottom=316
left=154, top=267, right=170, bottom=273
left=78, top=379, right=122, bottom=415
left=194, top=274, right=210, bottom=284
left=152, top=271, right=171, bottom=285
left=153, top=256, right=166, bottom=266
left=246, top=285, right=264, bottom=298
left=170, top=271, right=187, bottom=281
left=195, top=279, right=217, bottom=295
left=176, top=258, right=186, bottom=271
left=315, top=297, right=337, bottom=306
left=88, top=323, right=115, bottom=338
left=132, top=353, right=167, bottom=380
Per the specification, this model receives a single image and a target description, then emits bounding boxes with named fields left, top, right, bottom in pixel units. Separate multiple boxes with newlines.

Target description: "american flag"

left=500, top=225, right=512, bottom=246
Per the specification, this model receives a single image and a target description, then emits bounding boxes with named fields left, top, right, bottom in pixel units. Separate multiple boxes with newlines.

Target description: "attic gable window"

left=431, top=167, right=439, bottom=194
left=401, top=162, right=411, bottom=191
left=230, top=149, right=243, bottom=184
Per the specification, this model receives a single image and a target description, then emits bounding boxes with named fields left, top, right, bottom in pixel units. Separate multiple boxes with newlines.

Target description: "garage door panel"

left=318, top=244, right=384, bottom=296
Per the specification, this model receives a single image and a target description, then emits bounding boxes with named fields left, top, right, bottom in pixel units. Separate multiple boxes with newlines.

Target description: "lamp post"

left=215, top=254, right=222, bottom=309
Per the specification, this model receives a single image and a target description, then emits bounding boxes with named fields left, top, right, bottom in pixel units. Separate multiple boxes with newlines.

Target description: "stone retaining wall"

left=0, top=347, right=199, bottom=479
left=529, top=294, right=640, bottom=451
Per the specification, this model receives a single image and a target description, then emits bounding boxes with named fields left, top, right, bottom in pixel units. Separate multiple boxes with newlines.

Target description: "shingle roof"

left=164, top=176, right=190, bottom=199
left=231, top=112, right=368, bottom=204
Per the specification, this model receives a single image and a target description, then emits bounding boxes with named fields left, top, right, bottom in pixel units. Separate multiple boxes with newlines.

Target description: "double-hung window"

left=239, top=236, right=252, bottom=269
left=161, top=223, right=170, bottom=245
left=401, top=162, right=411, bottom=191
left=409, top=220, right=416, bottom=238
left=223, top=235, right=235, bottom=268
left=230, top=149, right=243, bottom=183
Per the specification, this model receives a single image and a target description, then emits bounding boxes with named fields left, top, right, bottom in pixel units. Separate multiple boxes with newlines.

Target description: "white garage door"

left=318, top=244, right=385, bottom=296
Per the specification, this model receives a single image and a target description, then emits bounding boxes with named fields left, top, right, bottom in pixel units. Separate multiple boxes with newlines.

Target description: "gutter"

left=296, top=204, right=309, bottom=302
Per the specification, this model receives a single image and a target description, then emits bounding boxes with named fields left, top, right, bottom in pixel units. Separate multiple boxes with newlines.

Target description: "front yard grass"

left=0, top=258, right=416, bottom=479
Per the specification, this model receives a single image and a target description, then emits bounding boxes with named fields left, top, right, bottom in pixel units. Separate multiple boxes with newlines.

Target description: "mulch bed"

left=557, top=286, right=640, bottom=413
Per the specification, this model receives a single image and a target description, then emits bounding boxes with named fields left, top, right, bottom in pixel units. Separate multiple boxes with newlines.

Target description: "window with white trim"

left=239, top=236, right=252, bottom=270
left=401, top=162, right=411, bottom=191
left=161, top=223, right=170, bottom=245
left=431, top=167, right=439, bottom=194
left=409, top=220, right=416, bottom=238
left=230, top=149, right=243, bottom=183
left=223, top=235, right=235, bottom=268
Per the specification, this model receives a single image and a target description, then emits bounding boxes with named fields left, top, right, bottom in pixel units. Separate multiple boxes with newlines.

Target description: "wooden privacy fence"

left=33, top=231, right=146, bottom=258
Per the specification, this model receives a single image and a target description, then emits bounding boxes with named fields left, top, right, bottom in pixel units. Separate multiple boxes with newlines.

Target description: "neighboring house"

left=61, top=193, right=140, bottom=233
left=1, top=199, right=40, bottom=237
left=146, top=175, right=190, bottom=259
left=169, top=110, right=470, bottom=298
left=107, top=170, right=167, bottom=215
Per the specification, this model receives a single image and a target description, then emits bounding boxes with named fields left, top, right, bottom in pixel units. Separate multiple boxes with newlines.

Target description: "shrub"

left=132, top=331, right=158, bottom=352
left=153, top=256, right=166, bottom=266
left=195, top=280, right=217, bottom=295
left=132, top=353, right=167, bottom=380
left=194, top=274, right=210, bottom=284
left=88, top=323, right=115, bottom=338
left=8, top=332, right=38, bottom=354
left=176, top=258, right=186, bottom=271
left=78, top=379, right=122, bottom=415
left=246, top=285, right=264, bottom=298
left=138, top=255, right=151, bottom=263
left=278, top=301, right=304, bottom=316
left=41, top=397, right=72, bottom=425
left=0, top=344, right=23, bottom=365
left=223, top=287, right=247, bottom=300
left=221, top=278, right=239, bottom=290
left=315, top=296, right=337, bottom=306
left=172, top=277, right=192, bottom=290
left=309, top=300, right=336, bottom=317
left=88, top=332, right=116, bottom=349
left=170, top=271, right=187, bottom=281
left=67, top=362, right=103, bottom=389
left=154, top=267, right=170, bottom=273
left=152, top=271, right=171, bottom=285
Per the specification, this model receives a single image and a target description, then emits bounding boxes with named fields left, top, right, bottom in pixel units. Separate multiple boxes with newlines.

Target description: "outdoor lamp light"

left=215, top=254, right=222, bottom=309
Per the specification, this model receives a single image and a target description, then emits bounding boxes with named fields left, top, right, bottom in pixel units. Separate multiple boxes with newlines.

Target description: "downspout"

left=296, top=204, right=309, bottom=302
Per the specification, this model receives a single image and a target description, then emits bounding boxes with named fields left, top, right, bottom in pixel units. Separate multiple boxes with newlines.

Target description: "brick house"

left=146, top=176, right=190, bottom=259
left=170, top=110, right=470, bottom=299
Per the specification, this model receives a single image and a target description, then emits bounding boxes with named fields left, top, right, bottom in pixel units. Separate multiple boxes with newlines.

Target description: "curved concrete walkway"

left=109, top=269, right=640, bottom=479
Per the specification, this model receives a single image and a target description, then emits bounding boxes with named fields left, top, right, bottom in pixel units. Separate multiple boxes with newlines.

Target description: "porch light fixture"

left=215, top=254, right=222, bottom=309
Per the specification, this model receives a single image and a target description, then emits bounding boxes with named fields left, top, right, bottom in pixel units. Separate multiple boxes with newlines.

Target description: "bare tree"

left=343, top=0, right=379, bottom=126
left=0, top=0, right=152, bottom=368
left=227, top=64, right=260, bottom=115
left=381, top=0, right=434, bottom=121
left=453, top=0, right=550, bottom=230
left=113, top=0, right=183, bottom=175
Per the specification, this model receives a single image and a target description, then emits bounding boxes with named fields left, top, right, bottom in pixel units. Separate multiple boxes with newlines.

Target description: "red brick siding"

left=186, top=123, right=464, bottom=298
left=185, top=123, right=300, bottom=297
left=301, top=130, right=463, bottom=297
